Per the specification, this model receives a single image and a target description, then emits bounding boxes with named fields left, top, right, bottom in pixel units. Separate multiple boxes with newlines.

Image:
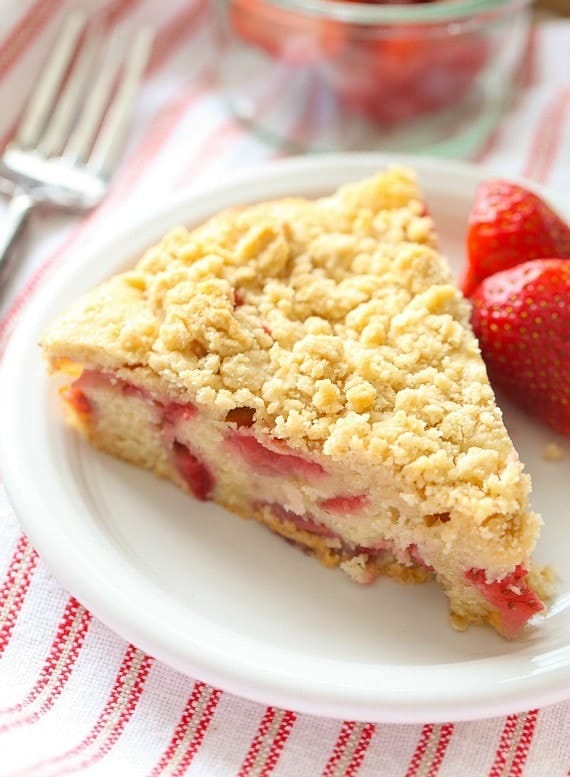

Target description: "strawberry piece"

left=320, top=495, right=369, bottom=514
left=162, top=402, right=197, bottom=425
left=462, top=180, right=570, bottom=296
left=470, top=259, right=570, bottom=436
left=228, top=0, right=345, bottom=65
left=172, top=441, right=215, bottom=501
left=466, top=565, right=544, bottom=638
left=227, top=432, right=325, bottom=481
left=407, top=544, right=434, bottom=571
left=267, top=503, right=336, bottom=538
left=120, top=382, right=149, bottom=401
left=160, top=403, right=198, bottom=447
left=329, top=28, right=487, bottom=128
left=65, top=386, right=92, bottom=417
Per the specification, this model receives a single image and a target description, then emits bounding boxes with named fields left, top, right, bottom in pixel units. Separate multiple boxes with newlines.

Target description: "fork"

left=0, top=12, right=152, bottom=290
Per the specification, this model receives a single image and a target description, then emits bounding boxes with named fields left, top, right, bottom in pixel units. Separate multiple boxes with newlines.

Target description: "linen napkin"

left=0, top=1, right=569, bottom=775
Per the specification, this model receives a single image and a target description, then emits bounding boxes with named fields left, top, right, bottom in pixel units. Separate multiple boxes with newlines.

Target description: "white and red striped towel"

left=0, top=2, right=569, bottom=775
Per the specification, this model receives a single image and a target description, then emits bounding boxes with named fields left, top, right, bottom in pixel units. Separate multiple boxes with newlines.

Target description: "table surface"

left=0, top=2, right=569, bottom=776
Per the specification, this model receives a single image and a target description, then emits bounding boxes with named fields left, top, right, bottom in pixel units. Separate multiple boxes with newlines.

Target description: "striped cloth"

left=0, top=2, right=569, bottom=775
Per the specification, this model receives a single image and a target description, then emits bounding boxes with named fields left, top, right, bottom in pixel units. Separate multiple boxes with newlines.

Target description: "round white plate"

left=1, top=154, right=570, bottom=723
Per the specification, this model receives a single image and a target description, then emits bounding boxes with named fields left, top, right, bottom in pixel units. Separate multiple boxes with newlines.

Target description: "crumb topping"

left=42, top=167, right=530, bottom=512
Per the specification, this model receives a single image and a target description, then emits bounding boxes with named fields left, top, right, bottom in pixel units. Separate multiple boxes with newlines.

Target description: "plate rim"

left=2, top=152, right=570, bottom=723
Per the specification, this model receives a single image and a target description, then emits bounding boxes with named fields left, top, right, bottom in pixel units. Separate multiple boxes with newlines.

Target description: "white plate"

left=1, top=154, right=570, bottom=723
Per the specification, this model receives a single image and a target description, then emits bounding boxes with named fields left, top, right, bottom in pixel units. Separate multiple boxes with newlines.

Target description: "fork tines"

left=13, top=12, right=153, bottom=179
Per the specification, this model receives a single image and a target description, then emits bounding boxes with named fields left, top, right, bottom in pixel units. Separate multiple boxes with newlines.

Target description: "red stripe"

left=531, top=89, right=570, bottom=184
left=344, top=723, right=376, bottom=777
left=322, top=721, right=357, bottom=777
left=91, top=80, right=212, bottom=207
left=258, top=710, right=296, bottom=777
left=0, top=0, right=62, bottom=82
left=473, top=121, right=505, bottom=164
left=520, top=24, right=538, bottom=90
left=171, top=686, right=222, bottom=777
left=404, top=724, right=435, bottom=777
left=426, top=723, right=454, bottom=777
left=0, top=598, right=91, bottom=732
left=0, top=535, right=39, bottom=657
left=102, top=0, right=144, bottom=29
left=149, top=681, right=220, bottom=776
left=147, top=0, right=209, bottom=75
left=488, top=714, right=519, bottom=777
left=523, top=87, right=570, bottom=183
left=523, top=94, right=559, bottom=179
left=238, top=707, right=277, bottom=776
left=149, top=685, right=203, bottom=777
left=0, top=75, right=212, bottom=354
left=20, top=645, right=152, bottom=775
left=237, top=707, right=295, bottom=777
left=475, top=25, right=538, bottom=165
left=173, top=52, right=295, bottom=183
left=69, top=658, right=154, bottom=773
left=509, top=710, right=539, bottom=777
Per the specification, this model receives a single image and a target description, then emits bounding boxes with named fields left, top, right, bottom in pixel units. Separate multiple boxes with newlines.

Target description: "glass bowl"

left=213, top=0, right=532, bottom=157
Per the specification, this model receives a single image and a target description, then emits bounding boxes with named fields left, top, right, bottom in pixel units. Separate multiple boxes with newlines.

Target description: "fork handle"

left=0, top=191, right=36, bottom=289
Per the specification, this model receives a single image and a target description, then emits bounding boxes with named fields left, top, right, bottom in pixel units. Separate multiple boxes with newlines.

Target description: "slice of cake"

left=41, top=167, right=552, bottom=638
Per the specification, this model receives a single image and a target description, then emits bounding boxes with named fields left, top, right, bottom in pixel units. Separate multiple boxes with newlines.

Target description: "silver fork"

left=0, top=12, right=153, bottom=289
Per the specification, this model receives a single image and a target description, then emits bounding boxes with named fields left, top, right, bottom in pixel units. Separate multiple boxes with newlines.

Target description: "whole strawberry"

left=462, top=181, right=570, bottom=296
left=471, top=258, right=570, bottom=436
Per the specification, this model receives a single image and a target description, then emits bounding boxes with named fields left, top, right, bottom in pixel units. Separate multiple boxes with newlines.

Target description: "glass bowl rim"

left=245, top=0, right=532, bottom=25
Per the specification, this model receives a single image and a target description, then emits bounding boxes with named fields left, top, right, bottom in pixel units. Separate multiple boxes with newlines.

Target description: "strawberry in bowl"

left=216, top=0, right=531, bottom=152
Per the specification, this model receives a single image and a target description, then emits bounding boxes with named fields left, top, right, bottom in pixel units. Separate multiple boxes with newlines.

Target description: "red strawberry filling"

left=267, top=503, right=337, bottom=538
left=70, top=369, right=152, bottom=403
left=162, top=401, right=198, bottom=425
left=407, top=544, right=434, bottom=571
left=66, top=369, right=214, bottom=500
left=263, top=502, right=435, bottom=573
left=466, top=565, right=544, bottom=638
left=319, top=494, right=369, bottom=514
left=65, top=386, right=92, bottom=417
left=226, top=431, right=325, bottom=481
left=119, top=382, right=148, bottom=401
left=171, top=440, right=215, bottom=501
